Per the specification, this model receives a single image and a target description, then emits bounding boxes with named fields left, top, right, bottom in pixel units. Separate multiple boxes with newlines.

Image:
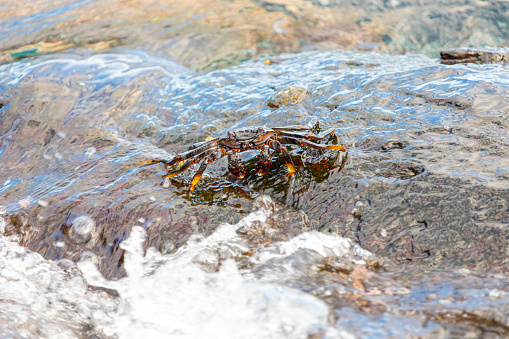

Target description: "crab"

left=154, top=118, right=347, bottom=191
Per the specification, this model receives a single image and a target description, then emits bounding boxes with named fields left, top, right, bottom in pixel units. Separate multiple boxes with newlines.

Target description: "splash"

left=79, top=197, right=361, bottom=339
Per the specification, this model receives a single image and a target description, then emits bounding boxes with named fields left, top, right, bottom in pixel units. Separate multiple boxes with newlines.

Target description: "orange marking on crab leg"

left=326, top=145, right=347, bottom=152
left=189, top=158, right=212, bottom=191
left=270, top=140, right=296, bottom=176
left=163, top=149, right=216, bottom=179
left=286, top=159, right=296, bottom=176
left=190, top=173, right=202, bottom=192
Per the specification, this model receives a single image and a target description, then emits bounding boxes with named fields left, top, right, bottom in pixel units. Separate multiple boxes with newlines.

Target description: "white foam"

left=0, top=195, right=372, bottom=338
left=253, top=231, right=373, bottom=265
left=0, top=236, right=117, bottom=338
left=78, top=196, right=362, bottom=339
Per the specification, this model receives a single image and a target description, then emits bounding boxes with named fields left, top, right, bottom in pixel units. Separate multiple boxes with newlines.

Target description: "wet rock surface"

left=0, top=0, right=509, bottom=336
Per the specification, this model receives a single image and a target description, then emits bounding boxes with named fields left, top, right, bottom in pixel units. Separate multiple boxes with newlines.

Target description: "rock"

left=266, top=85, right=308, bottom=109
left=440, top=47, right=509, bottom=65
left=67, top=216, right=95, bottom=244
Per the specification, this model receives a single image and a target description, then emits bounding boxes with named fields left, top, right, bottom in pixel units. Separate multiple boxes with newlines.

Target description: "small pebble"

left=163, top=178, right=170, bottom=188
left=55, top=241, right=65, bottom=248
left=380, top=229, right=387, bottom=237
left=37, top=200, right=49, bottom=207
left=68, top=215, right=95, bottom=244
left=55, top=152, right=63, bottom=160
left=138, top=218, right=146, bottom=223
left=84, top=147, right=96, bottom=157
left=0, top=205, right=6, bottom=214
left=57, top=131, right=66, bottom=139
left=0, top=217, right=5, bottom=233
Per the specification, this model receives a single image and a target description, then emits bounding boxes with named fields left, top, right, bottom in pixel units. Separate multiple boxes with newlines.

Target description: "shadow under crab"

left=151, top=118, right=347, bottom=191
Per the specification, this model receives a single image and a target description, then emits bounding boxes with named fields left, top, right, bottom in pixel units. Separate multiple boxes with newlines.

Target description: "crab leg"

left=162, top=149, right=215, bottom=179
left=278, top=128, right=336, bottom=141
left=164, top=142, right=218, bottom=168
left=269, top=140, right=296, bottom=175
left=253, top=131, right=276, bottom=147
left=228, top=150, right=246, bottom=178
left=190, top=151, right=223, bottom=191
left=256, top=145, right=272, bottom=176
left=188, top=138, right=219, bottom=150
left=281, top=136, right=347, bottom=151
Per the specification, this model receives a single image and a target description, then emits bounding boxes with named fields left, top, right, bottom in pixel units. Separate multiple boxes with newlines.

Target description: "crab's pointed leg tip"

left=190, top=175, right=202, bottom=190
left=286, top=165, right=296, bottom=176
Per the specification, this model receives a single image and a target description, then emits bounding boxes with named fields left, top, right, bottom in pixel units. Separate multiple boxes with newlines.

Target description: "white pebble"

left=55, top=241, right=65, bottom=248
left=0, top=217, right=5, bottom=233
left=57, top=131, right=66, bottom=139
left=37, top=200, right=49, bottom=207
left=163, top=178, right=170, bottom=188
left=0, top=205, right=6, bottom=214
left=55, top=152, right=63, bottom=160
left=84, top=147, right=96, bottom=157
left=380, top=229, right=387, bottom=237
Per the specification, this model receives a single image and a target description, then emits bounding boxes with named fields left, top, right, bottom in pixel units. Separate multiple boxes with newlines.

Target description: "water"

left=1, top=0, right=509, bottom=337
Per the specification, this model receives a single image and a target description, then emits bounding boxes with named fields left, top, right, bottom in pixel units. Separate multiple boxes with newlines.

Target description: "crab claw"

left=256, top=145, right=272, bottom=176
left=228, top=151, right=246, bottom=178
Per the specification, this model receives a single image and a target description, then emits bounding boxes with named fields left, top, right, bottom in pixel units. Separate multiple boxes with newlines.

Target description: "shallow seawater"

left=0, top=47, right=508, bottom=337
left=1, top=1, right=509, bottom=337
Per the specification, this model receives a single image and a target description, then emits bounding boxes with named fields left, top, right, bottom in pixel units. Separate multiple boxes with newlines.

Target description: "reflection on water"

left=0, top=0, right=509, bottom=337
